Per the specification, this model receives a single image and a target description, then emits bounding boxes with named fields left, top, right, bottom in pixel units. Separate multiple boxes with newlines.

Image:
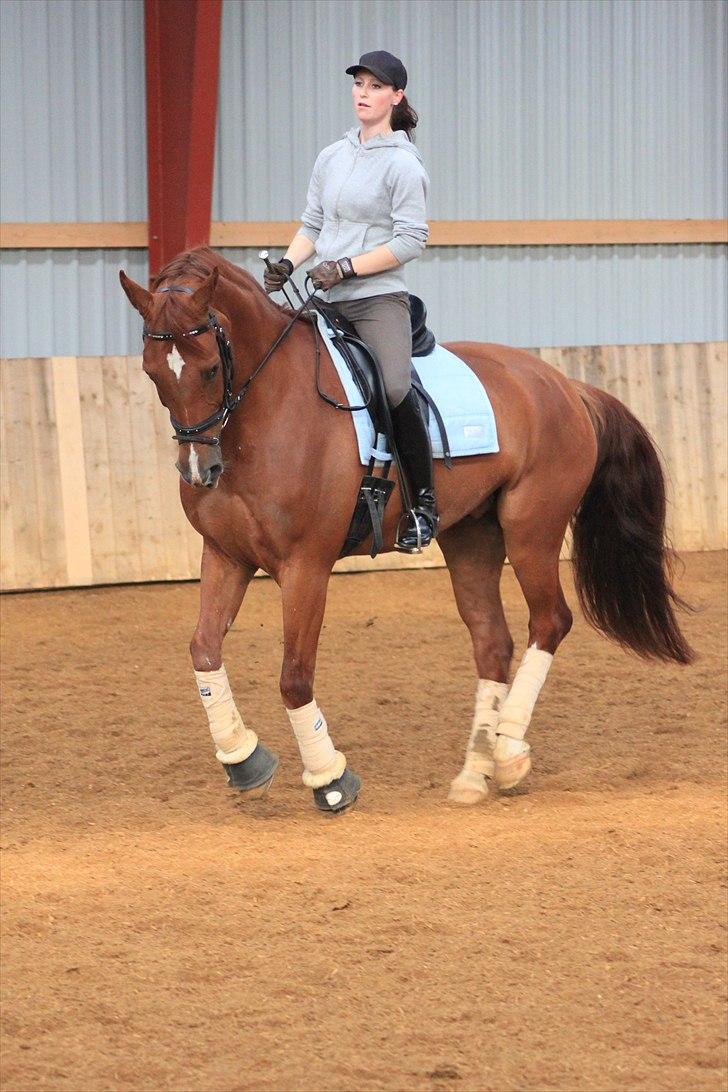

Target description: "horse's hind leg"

left=493, top=484, right=576, bottom=789
left=190, top=543, right=278, bottom=795
left=439, top=513, right=515, bottom=805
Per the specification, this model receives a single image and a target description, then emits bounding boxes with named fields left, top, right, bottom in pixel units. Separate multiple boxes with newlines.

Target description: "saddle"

left=311, top=295, right=452, bottom=559
left=315, top=294, right=436, bottom=359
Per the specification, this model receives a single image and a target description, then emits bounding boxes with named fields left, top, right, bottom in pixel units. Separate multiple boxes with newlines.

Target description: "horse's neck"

left=217, top=277, right=315, bottom=440
left=218, top=277, right=286, bottom=365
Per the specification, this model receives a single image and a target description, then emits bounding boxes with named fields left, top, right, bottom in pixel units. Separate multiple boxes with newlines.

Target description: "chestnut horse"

left=120, top=247, right=692, bottom=814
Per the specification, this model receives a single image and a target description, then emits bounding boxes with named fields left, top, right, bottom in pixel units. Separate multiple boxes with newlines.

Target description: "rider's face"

left=351, top=71, right=403, bottom=128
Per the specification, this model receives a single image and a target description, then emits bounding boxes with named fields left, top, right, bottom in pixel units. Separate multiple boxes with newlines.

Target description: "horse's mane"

left=152, top=248, right=219, bottom=289
left=152, top=246, right=314, bottom=326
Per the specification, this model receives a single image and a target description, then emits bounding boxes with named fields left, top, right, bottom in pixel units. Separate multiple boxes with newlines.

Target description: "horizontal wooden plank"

left=2, top=219, right=726, bottom=250
left=426, top=219, right=728, bottom=246
left=0, top=222, right=149, bottom=249
left=210, top=221, right=300, bottom=247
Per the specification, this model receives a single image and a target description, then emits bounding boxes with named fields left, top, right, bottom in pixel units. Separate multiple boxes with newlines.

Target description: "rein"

left=142, top=277, right=371, bottom=447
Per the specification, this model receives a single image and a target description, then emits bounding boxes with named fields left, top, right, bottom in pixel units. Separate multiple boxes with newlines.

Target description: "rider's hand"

left=263, top=258, right=293, bottom=294
left=308, top=260, right=345, bottom=291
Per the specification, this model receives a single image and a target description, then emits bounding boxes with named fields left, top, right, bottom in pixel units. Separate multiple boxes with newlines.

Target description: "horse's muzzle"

left=176, top=455, right=223, bottom=489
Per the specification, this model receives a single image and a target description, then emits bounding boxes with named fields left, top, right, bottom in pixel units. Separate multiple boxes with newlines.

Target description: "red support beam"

left=144, top=0, right=222, bottom=278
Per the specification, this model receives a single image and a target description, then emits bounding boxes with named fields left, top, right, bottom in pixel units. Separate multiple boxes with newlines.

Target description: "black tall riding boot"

left=390, top=388, right=439, bottom=552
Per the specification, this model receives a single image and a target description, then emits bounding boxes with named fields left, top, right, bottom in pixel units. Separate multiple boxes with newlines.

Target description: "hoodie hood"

left=344, top=126, right=424, bottom=161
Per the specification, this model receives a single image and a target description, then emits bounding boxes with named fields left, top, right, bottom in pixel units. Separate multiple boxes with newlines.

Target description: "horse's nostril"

left=204, top=462, right=223, bottom=487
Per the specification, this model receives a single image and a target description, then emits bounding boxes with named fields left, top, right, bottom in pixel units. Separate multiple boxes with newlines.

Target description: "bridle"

left=142, top=283, right=315, bottom=446
left=142, top=275, right=371, bottom=447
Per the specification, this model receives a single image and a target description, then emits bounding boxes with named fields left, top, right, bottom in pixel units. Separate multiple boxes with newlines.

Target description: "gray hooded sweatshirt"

left=297, top=126, right=429, bottom=302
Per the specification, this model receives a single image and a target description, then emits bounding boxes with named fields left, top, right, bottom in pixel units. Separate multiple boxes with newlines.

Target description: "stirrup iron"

left=394, top=508, right=424, bottom=554
left=394, top=507, right=437, bottom=554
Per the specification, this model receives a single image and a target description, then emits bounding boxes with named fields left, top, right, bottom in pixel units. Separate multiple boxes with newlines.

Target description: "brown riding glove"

left=309, top=258, right=357, bottom=291
left=263, top=258, right=293, bottom=294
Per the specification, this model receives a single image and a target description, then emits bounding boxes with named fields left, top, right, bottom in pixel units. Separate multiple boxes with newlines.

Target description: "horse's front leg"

left=191, top=543, right=278, bottom=794
left=279, top=561, right=361, bottom=814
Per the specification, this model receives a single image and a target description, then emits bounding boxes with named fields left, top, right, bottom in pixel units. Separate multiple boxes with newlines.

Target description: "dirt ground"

left=1, top=552, right=726, bottom=1092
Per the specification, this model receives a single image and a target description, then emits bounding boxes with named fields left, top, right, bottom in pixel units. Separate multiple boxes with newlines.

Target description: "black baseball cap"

left=346, top=51, right=407, bottom=90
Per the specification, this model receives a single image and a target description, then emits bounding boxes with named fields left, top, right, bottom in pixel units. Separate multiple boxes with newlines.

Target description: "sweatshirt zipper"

left=331, top=144, right=361, bottom=244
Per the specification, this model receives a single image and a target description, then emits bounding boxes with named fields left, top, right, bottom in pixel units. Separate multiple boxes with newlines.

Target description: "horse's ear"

left=190, top=266, right=219, bottom=313
left=119, top=270, right=153, bottom=319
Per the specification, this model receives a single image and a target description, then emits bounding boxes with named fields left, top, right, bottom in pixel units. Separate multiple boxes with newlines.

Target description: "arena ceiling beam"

left=144, top=0, right=222, bottom=277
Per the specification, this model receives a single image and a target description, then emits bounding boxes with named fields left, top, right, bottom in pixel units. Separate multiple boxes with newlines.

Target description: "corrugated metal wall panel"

left=3, top=244, right=724, bottom=358
left=0, top=251, right=149, bottom=359
left=220, top=244, right=728, bottom=349
left=0, top=0, right=146, bottom=221
left=1, top=0, right=726, bottom=357
left=213, top=0, right=727, bottom=221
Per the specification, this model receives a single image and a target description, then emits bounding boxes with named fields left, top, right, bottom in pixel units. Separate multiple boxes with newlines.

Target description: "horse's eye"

left=205, top=364, right=219, bottom=382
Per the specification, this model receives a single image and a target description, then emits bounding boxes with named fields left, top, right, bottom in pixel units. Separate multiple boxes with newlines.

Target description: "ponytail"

left=391, top=95, right=418, bottom=141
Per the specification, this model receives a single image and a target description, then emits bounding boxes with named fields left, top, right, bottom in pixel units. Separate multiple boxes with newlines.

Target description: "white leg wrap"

left=286, top=700, right=346, bottom=789
left=493, top=645, right=553, bottom=776
left=449, top=680, right=509, bottom=803
left=466, top=679, right=510, bottom=772
left=496, top=645, right=553, bottom=741
left=194, top=666, right=258, bottom=765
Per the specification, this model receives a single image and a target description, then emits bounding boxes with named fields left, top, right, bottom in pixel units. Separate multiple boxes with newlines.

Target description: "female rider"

left=264, top=50, right=435, bottom=552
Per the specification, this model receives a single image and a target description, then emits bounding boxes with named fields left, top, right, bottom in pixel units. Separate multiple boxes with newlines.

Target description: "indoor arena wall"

left=1, top=342, right=725, bottom=591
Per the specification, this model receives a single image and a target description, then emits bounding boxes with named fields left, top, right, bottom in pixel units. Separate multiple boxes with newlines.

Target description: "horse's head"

left=120, top=266, right=230, bottom=488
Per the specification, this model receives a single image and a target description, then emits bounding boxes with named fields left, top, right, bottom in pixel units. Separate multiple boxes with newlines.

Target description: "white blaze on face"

left=166, top=345, right=186, bottom=380
left=188, top=444, right=203, bottom=485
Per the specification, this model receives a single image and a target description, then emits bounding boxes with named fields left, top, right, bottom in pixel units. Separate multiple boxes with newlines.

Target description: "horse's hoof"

left=493, top=745, right=531, bottom=790
left=312, top=767, right=361, bottom=814
left=448, top=769, right=490, bottom=805
left=223, top=741, right=279, bottom=796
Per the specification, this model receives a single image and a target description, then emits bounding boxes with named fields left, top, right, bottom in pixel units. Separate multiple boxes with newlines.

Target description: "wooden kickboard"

left=1, top=343, right=725, bottom=591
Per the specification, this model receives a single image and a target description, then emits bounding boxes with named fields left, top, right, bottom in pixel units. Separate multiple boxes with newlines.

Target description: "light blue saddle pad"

left=314, top=312, right=499, bottom=465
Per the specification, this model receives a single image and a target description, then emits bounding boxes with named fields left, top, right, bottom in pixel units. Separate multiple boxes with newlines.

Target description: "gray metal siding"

left=214, top=0, right=727, bottom=221
left=1, top=250, right=148, bottom=359
left=2, top=244, right=725, bottom=358
left=0, top=0, right=146, bottom=222
left=220, top=244, right=728, bottom=349
left=1, top=0, right=726, bottom=358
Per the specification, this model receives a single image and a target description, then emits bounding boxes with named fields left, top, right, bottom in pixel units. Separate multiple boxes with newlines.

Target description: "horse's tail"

left=571, top=385, right=695, bottom=664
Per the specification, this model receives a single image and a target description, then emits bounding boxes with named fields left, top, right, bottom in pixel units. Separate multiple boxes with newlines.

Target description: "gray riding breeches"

left=324, top=291, right=412, bottom=408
